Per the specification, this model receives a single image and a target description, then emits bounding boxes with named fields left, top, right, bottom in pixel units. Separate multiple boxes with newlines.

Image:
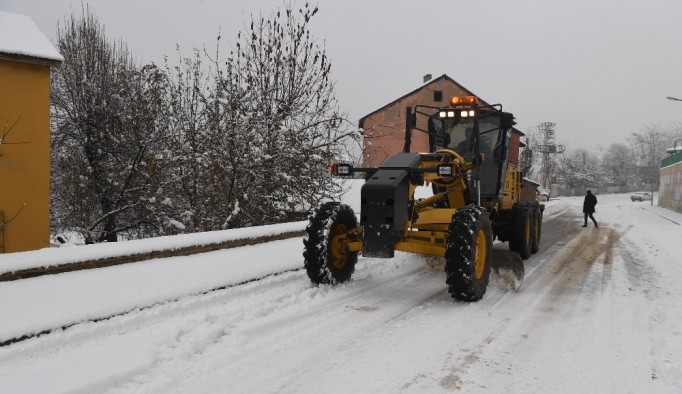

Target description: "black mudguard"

left=361, top=153, right=421, bottom=258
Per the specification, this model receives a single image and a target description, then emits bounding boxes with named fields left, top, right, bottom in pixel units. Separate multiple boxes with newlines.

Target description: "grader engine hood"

left=360, top=153, right=421, bottom=258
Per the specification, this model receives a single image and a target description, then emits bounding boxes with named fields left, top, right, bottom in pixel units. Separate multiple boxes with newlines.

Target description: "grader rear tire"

left=509, top=203, right=533, bottom=260
left=531, top=205, right=542, bottom=254
left=444, top=205, right=493, bottom=302
left=303, top=202, right=358, bottom=285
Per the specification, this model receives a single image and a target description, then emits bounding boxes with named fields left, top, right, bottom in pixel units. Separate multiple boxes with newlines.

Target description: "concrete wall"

left=0, top=59, right=52, bottom=252
left=659, top=161, right=682, bottom=212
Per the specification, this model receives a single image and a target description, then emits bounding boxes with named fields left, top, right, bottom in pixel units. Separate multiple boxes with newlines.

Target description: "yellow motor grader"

left=303, top=96, right=543, bottom=301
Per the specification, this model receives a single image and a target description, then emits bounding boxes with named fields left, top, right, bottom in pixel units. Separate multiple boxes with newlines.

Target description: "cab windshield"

left=430, top=116, right=502, bottom=160
left=428, top=113, right=509, bottom=199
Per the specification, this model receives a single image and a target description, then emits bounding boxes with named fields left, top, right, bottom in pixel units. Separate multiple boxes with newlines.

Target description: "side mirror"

left=407, top=109, right=416, bottom=128
left=501, top=114, right=515, bottom=129
left=403, top=107, right=415, bottom=153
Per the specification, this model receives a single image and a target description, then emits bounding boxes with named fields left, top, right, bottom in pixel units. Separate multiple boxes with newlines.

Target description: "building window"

left=434, top=90, right=443, bottom=102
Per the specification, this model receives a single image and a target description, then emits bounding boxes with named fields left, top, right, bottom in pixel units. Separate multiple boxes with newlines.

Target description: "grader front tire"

left=303, top=202, right=358, bottom=285
left=444, top=205, right=493, bottom=302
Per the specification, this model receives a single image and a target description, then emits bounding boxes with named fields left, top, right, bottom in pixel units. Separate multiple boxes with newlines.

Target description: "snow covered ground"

left=0, top=221, right=307, bottom=275
left=1, top=192, right=681, bottom=393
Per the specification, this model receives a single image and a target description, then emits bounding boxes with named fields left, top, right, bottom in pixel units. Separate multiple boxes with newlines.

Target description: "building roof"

left=661, top=150, right=682, bottom=168
left=0, top=11, right=63, bottom=66
left=523, top=177, right=541, bottom=186
left=358, top=74, right=524, bottom=136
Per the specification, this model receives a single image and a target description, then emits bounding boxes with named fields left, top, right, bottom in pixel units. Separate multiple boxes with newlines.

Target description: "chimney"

left=423, top=74, right=432, bottom=83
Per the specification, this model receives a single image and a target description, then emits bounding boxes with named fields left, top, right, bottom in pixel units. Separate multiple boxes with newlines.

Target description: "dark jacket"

left=583, top=193, right=597, bottom=213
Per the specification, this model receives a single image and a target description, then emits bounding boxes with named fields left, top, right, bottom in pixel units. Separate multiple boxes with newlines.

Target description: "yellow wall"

left=0, top=59, right=51, bottom=252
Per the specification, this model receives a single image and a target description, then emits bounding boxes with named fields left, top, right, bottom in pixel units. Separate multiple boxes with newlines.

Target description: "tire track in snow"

left=155, top=260, right=453, bottom=393
left=1, top=256, right=451, bottom=394
left=437, top=317, right=512, bottom=391
left=524, top=226, right=628, bottom=312
left=610, top=236, right=679, bottom=385
left=0, top=267, right=305, bottom=347
left=541, top=204, right=569, bottom=220
left=448, top=221, right=637, bottom=392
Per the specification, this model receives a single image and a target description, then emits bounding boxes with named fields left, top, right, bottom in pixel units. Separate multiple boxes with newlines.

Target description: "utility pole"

left=650, top=141, right=655, bottom=206
left=536, top=122, right=565, bottom=190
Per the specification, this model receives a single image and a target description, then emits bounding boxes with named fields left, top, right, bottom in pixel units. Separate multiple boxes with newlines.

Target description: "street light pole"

left=633, top=134, right=658, bottom=207
left=650, top=142, right=655, bottom=206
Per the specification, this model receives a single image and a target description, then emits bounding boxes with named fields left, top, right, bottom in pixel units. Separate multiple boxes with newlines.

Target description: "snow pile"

left=0, top=238, right=306, bottom=343
left=0, top=221, right=307, bottom=275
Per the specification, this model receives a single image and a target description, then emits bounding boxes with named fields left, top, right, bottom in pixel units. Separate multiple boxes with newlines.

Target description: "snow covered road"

left=1, top=193, right=681, bottom=393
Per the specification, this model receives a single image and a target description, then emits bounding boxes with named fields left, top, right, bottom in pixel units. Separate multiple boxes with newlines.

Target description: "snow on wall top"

left=0, top=10, right=63, bottom=63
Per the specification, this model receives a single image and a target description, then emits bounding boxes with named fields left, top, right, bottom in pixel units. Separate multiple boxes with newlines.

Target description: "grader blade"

left=490, top=249, right=525, bottom=291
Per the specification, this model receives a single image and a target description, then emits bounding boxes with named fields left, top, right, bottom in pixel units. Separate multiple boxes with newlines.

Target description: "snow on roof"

left=0, top=10, right=63, bottom=63
left=523, top=177, right=541, bottom=186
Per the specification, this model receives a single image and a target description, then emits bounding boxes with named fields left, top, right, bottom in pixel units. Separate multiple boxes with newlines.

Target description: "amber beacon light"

left=449, top=96, right=477, bottom=106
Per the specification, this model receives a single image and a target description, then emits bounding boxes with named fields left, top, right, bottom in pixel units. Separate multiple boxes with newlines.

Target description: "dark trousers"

left=584, top=212, right=597, bottom=226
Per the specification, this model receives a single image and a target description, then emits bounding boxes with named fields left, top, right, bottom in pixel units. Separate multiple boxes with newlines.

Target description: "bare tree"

left=554, top=149, right=605, bottom=189
left=629, top=125, right=668, bottom=186
left=51, top=8, right=170, bottom=242
left=518, top=129, right=539, bottom=179
left=159, top=47, right=252, bottom=232
left=159, top=49, right=215, bottom=232
left=50, top=3, right=358, bottom=240
left=601, top=143, right=634, bottom=186
left=212, top=2, right=356, bottom=226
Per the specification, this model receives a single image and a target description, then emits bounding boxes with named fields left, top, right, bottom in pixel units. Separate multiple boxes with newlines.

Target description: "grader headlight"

left=331, top=163, right=352, bottom=176
left=439, top=105, right=476, bottom=119
left=437, top=164, right=456, bottom=176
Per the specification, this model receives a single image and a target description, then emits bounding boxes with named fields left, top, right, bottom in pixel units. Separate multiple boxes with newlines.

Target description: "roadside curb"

left=641, top=207, right=681, bottom=225
left=0, top=230, right=304, bottom=282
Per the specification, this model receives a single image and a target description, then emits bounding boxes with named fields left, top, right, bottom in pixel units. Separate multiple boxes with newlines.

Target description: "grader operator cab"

left=303, top=96, right=543, bottom=301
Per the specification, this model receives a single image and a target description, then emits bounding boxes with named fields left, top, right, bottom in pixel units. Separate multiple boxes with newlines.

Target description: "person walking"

left=582, top=190, right=598, bottom=227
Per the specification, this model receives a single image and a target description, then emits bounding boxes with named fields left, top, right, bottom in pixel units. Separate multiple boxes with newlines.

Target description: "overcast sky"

left=3, top=0, right=682, bottom=152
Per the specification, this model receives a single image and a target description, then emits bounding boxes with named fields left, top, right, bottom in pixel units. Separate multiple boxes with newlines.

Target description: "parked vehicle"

left=631, top=192, right=652, bottom=202
left=537, top=187, right=550, bottom=202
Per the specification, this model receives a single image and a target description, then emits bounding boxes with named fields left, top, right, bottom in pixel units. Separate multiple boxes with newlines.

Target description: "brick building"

left=359, top=74, right=524, bottom=168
